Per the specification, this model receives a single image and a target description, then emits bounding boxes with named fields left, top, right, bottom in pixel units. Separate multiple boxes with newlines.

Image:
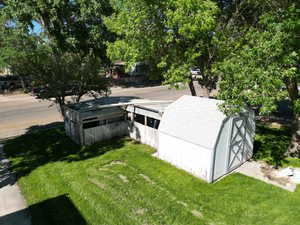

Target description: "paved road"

left=0, top=84, right=207, bottom=139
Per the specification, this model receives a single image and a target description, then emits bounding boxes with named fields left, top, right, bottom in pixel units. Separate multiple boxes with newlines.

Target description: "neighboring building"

left=109, top=61, right=126, bottom=79
left=64, top=95, right=255, bottom=183
left=108, top=61, right=149, bottom=84
left=0, top=68, right=11, bottom=76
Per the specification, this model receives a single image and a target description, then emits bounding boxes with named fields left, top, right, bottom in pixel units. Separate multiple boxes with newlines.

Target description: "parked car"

left=31, top=85, right=76, bottom=99
left=190, top=68, right=201, bottom=75
left=0, top=75, right=23, bottom=92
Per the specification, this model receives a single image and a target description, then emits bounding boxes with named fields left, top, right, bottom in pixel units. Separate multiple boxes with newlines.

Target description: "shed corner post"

left=130, top=111, right=134, bottom=122
left=79, top=117, right=84, bottom=146
left=225, top=116, right=234, bottom=172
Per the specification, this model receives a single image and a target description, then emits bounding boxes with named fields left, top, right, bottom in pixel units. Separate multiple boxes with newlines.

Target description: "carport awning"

left=81, top=107, right=124, bottom=121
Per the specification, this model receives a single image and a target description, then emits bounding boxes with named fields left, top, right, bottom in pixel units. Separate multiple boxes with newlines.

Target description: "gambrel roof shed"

left=157, top=95, right=255, bottom=183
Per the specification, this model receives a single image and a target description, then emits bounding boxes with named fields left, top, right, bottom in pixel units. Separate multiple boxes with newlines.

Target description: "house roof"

left=158, top=96, right=227, bottom=150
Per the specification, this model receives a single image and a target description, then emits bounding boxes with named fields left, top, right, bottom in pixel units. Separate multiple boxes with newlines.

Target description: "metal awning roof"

left=67, top=97, right=173, bottom=114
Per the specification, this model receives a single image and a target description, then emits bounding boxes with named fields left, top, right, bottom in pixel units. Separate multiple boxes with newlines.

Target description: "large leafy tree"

left=8, top=40, right=110, bottom=117
left=105, top=0, right=219, bottom=96
left=0, top=0, right=113, bottom=117
left=0, top=22, right=37, bottom=76
left=215, top=2, right=300, bottom=155
left=1, top=0, right=114, bottom=62
left=28, top=48, right=110, bottom=117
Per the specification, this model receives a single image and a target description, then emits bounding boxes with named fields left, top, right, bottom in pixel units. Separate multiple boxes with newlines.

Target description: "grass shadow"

left=29, top=195, right=87, bottom=225
left=3, top=126, right=126, bottom=180
left=26, top=122, right=64, bottom=133
left=253, top=123, right=292, bottom=167
left=0, top=194, right=87, bottom=225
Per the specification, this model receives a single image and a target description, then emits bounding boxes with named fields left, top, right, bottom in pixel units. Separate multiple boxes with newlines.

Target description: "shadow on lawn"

left=3, top=123, right=127, bottom=180
left=0, top=194, right=87, bottom=225
left=253, top=123, right=292, bottom=167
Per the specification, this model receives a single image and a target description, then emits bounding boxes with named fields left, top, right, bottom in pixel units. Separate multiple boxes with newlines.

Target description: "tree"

left=0, top=25, right=110, bottom=117
left=1, top=0, right=114, bottom=62
left=14, top=44, right=110, bottom=117
left=0, top=23, right=37, bottom=74
left=105, top=0, right=219, bottom=96
left=0, top=0, right=113, bottom=117
left=214, top=3, right=300, bottom=156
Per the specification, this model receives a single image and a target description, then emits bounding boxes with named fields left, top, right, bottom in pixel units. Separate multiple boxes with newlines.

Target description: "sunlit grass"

left=4, top=128, right=300, bottom=225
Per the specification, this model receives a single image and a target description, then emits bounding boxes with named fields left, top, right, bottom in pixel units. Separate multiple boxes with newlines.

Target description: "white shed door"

left=227, top=116, right=253, bottom=171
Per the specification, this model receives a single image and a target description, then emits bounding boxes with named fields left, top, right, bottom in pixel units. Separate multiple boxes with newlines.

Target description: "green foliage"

left=20, top=46, right=110, bottom=116
left=253, top=124, right=291, bottom=167
left=282, top=158, right=300, bottom=168
left=1, top=2, right=112, bottom=117
left=0, top=17, right=110, bottom=115
left=32, top=51, right=110, bottom=97
left=214, top=3, right=300, bottom=115
left=1, top=32, right=109, bottom=115
left=0, top=16, right=35, bottom=70
left=105, top=0, right=219, bottom=87
left=0, top=31, right=41, bottom=76
left=1, top=0, right=114, bottom=61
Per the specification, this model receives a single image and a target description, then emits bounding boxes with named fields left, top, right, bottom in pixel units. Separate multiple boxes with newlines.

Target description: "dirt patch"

left=170, top=196, right=177, bottom=201
left=177, top=201, right=188, bottom=207
left=139, top=174, right=155, bottom=185
left=261, top=164, right=290, bottom=185
left=118, top=174, right=129, bottom=183
left=191, top=209, right=203, bottom=218
left=98, top=168, right=110, bottom=171
left=88, top=178, right=106, bottom=190
left=236, top=161, right=297, bottom=192
left=257, top=116, right=292, bottom=129
left=135, top=209, right=145, bottom=215
left=104, top=161, right=127, bottom=167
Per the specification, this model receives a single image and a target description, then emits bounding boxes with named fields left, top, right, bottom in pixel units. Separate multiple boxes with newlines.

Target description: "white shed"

left=157, top=95, right=255, bottom=183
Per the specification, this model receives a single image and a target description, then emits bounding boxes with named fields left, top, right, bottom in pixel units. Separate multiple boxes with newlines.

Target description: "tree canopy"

left=1, top=0, right=114, bottom=62
left=214, top=2, right=300, bottom=155
left=105, top=0, right=219, bottom=96
left=0, top=0, right=112, bottom=117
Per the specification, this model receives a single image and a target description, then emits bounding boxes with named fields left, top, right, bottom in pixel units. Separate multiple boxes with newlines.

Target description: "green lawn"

left=253, top=123, right=292, bottom=167
left=3, top=128, right=300, bottom=225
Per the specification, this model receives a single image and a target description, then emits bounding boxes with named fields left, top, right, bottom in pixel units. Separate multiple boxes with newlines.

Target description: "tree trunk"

left=75, top=94, right=83, bottom=103
left=288, top=114, right=300, bottom=157
left=20, top=77, right=26, bottom=91
left=56, top=96, right=66, bottom=119
left=188, top=77, right=197, bottom=96
left=286, top=77, right=299, bottom=101
left=285, top=77, right=300, bottom=157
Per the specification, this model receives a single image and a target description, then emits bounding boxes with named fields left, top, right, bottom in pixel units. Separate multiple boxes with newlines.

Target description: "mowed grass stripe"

left=89, top=161, right=207, bottom=225
left=82, top=155, right=206, bottom=224
left=54, top=160, right=138, bottom=225
left=4, top=128, right=300, bottom=225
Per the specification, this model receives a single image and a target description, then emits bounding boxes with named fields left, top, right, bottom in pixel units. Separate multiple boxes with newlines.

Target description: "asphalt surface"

left=0, top=84, right=207, bottom=139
